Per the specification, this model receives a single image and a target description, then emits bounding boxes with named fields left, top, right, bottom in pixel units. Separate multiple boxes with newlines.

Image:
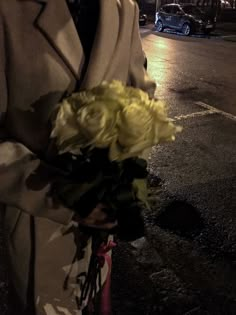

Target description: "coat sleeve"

left=0, top=14, right=73, bottom=225
left=128, top=2, right=156, bottom=98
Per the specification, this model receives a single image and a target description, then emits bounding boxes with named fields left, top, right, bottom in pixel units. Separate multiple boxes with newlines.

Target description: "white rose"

left=51, top=100, right=78, bottom=145
left=92, top=80, right=126, bottom=98
left=76, top=100, right=117, bottom=148
left=148, top=100, right=180, bottom=143
left=109, top=103, right=154, bottom=160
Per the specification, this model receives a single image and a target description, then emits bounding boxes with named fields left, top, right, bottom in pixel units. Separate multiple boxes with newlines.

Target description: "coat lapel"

left=19, top=0, right=120, bottom=87
left=34, top=0, right=85, bottom=80
left=80, top=0, right=120, bottom=89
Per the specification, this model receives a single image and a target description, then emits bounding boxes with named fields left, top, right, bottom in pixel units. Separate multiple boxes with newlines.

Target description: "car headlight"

left=197, top=19, right=204, bottom=24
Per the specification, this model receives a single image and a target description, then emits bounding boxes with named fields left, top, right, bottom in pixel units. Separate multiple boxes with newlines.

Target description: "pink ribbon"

left=96, top=240, right=117, bottom=315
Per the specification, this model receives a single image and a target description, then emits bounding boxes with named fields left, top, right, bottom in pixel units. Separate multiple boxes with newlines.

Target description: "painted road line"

left=221, top=35, right=236, bottom=41
left=221, top=35, right=236, bottom=38
left=195, top=101, right=236, bottom=122
left=174, top=110, right=214, bottom=121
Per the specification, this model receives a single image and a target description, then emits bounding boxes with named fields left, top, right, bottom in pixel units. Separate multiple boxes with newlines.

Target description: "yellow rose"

left=148, top=100, right=180, bottom=143
left=110, top=103, right=154, bottom=160
left=51, top=100, right=78, bottom=146
left=92, top=80, right=126, bottom=98
left=124, top=86, right=150, bottom=104
left=76, top=100, right=118, bottom=148
left=109, top=98, right=181, bottom=161
left=51, top=80, right=181, bottom=157
left=91, top=81, right=129, bottom=107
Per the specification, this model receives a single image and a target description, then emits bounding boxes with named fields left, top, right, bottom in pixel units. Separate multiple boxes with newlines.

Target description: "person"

left=0, top=0, right=156, bottom=314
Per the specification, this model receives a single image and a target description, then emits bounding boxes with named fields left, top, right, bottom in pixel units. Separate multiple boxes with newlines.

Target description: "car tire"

left=182, top=23, right=191, bottom=36
left=156, top=20, right=163, bottom=32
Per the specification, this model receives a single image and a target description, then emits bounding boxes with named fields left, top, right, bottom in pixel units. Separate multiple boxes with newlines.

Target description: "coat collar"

left=35, top=0, right=85, bottom=80
left=18, top=0, right=120, bottom=88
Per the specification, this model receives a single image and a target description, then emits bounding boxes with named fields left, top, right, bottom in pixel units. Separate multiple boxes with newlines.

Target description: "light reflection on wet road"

left=141, top=31, right=236, bottom=116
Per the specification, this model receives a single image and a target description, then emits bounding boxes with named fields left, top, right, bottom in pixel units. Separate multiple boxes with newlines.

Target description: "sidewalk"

left=141, top=22, right=236, bottom=41
left=142, top=21, right=236, bottom=34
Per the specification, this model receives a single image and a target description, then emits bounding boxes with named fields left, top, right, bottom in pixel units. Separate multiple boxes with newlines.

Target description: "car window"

left=161, top=6, right=172, bottom=13
left=182, top=6, right=203, bottom=15
left=171, top=5, right=182, bottom=14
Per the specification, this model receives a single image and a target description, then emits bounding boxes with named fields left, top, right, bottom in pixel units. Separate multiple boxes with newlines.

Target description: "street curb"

left=142, top=22, right=236, bottom=36
left=221, top=35, right=236, bottom=42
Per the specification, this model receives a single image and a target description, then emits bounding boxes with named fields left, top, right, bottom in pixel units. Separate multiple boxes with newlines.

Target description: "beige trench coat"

left=0, top=0, right=156, bottom=313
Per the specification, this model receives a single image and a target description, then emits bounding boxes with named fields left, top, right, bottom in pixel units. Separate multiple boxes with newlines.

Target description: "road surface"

left=112, top=29, right=236, bottom=315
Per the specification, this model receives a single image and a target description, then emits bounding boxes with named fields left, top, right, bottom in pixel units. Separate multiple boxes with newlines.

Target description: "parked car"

left=155, top=4, right=216, bottom=35
left=139, top=12, right=147, bottom=26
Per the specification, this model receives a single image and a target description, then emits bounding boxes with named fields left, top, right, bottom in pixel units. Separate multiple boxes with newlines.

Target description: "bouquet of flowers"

left=51, top=80, right=181, bottom=239
left=50, top=80, right=181, bottom=310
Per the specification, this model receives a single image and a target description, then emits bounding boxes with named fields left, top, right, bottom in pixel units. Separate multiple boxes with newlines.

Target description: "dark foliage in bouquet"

left=53, top=149, right=147, bottom=241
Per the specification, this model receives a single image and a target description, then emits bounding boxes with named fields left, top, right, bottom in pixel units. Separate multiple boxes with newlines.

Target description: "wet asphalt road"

left=112, top=29, right=236, bottom=315
left=141, top=28, right=236, bottom=116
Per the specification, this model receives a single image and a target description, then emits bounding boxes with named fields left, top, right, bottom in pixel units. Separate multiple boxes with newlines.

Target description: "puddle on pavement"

left=156, top=200, right=205, bottom=239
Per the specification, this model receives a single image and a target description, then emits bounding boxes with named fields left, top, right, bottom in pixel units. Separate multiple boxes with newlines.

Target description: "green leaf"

left=58, top=173, right=104, bottom=207
left=132, top=178, right=150, bottom=209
